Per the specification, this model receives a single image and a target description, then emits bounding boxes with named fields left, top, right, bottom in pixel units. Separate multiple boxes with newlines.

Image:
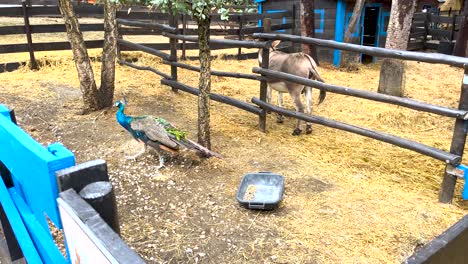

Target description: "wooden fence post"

left=56, top=160, right=120, bottom=234
left=116, top=22, right=123, bottom=60
left=291, top=4, right=298, bottom=53
left=423, top=13, right=429, bottom=49
left=79, top=181, right=120, bottom=234
left=237, top=15, right=243, bottom=60
left=22, top=0, right=37, bottom=70
left=181, top=14, right=187, bottom=60
left=259, top=18, right=271, bottom=132
left=450, top=15, right=457, bottom=42
left=439, top=67, right=468, bottom=203
left=169, top=13, right=178, bottom=92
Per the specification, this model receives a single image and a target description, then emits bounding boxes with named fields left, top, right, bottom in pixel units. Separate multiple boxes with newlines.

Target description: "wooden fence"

left=0, top=3, right=293, bottom=72
left=408, top=12, right=463, bottom=52
left=0, top=104, right=144, bottom=263
left=116, top=16, right=468, bottom=203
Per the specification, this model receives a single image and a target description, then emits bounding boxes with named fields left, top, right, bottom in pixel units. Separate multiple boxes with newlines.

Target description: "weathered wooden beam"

left=0, top=40, right=104, bottom=54
left=252, top=97, right=462, bottom=166
left=0, top=26, right=24, bottom=35
left=238, top=15, right=243, bottom=60
left=116, top=39, right=171, bottom=60
left=79, top=181, right=120, bottom=235
left=253, top=33, right=468, bottom=68
left=161, top=79, right=262, bottom=115
left=116, top=18, right=177, bottom=33
left=118, top=60, right=170, bottom=79
left=116, top=11, right=169, bottom=20
left=162, top=32, right=270, bottom=49
left=181, top=14, right=187, bottom=60
left=253, top=67, right=468, bottom=120
left=258, top=19, right=271, bottom=133
left=168, top=14, right=178, bottom=93
left=22, top=2, right=37, bottom=70
left=162, top=60, right=263, bottom=81
left=403, top=214, right=468, bottom=263
left=439, top=68, right=468, bottom=203
left=209, top=11, right=293, bottom=22
left=58, top=190, right=145, bottom=263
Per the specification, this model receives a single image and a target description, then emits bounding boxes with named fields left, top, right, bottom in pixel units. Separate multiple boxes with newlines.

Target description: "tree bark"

left=58, top=0, right=99, bottom=112
left=378, top=0, right=417, bottom=96
left=99, top=0, right=118, bottom=108
left=454, top=0, right=468, bottom=57
left=197, top=14, right=211, bottom=149
left=300, top=0, right=318, bottom=62
left=341, top=0, right=365, bottom=67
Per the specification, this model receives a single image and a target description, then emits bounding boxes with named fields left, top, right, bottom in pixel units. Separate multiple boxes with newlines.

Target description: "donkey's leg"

left=277, top=92, right=284, bottom=123
left=266, top=85, right=272, bottom=104
left=291, top=90, right=305, bottom=136
left=265, top=85, right=273, bottom=114
left=305, top=87, right=313, bottom=134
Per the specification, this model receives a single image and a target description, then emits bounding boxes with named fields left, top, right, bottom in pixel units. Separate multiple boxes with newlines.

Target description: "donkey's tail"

left=304, top=54, right=326, bottom=105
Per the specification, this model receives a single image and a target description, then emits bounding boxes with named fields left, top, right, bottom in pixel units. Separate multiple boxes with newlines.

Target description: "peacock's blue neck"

left=116, top=104, right=132, bottom=131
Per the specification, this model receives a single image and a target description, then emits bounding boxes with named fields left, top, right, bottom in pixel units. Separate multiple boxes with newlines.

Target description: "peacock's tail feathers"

left=131, top=115, right=188, bottom=141
left=177, top=139, right=222, bottom=158
left=154, top=117, right=188, bottom=140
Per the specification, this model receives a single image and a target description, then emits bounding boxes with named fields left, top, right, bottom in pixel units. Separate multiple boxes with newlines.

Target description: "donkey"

left=258, top=40, right=326, bottom=135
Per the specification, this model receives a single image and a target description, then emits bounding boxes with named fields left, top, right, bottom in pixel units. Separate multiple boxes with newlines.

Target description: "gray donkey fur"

left=258, top=40, right=326, bottom=135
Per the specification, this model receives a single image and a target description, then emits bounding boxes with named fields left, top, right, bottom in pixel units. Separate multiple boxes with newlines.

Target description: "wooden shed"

left=256, top=0, right=440, bottom=66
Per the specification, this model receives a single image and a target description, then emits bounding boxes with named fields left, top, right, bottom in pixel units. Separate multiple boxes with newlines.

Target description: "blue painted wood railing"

left=0, top=104, right=75, bottom=263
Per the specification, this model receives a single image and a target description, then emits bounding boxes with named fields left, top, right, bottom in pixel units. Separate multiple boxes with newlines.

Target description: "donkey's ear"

left=271, top=40, right=281, bottom=49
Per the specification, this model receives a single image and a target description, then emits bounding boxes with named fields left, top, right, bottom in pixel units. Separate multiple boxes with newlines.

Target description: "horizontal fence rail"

left=162, top=79, right=262, bottom=115
left=0, top=24, right=104, bottom=35
left=253, top=67, right=468, bottom=120
left=163, top=60, right=264, bottom=81
left=163, top=32, right=270, bottom=49
left=118, top=60, right=171, bottom=79
left=0, top=6, right=293, bottom=72
left=0, top=40, right=104, bottom=54
left=117, top=39, right=172, bottom=60
left=403, top=214, right=468, bottom=263
left=0, top=5, right=288, bottom=20
left=116, top=18, right=177, bottom=33
left=252, top=98, right=461, bottom=166
left=253, top=33, right=468, bottom=68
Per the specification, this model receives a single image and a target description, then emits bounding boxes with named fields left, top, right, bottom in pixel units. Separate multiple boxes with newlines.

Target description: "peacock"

left=114, top=99, right=220, bottom=169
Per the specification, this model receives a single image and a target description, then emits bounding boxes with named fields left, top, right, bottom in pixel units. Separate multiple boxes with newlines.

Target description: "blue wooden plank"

left=333, top=0, right=346, bottom=66
left=0, top=178, right=42, bottom=264
left=0, top=110, right=75, bottom=230
left=0, top=104, right=11, bottom=121
left=10, top=188, right=67, bottom=264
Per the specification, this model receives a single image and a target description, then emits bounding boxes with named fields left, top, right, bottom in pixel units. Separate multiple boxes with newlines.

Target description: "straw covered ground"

left=1, top=20, right=468, bottom=263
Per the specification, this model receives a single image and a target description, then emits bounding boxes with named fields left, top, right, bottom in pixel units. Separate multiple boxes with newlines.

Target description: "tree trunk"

left=340, top=0, right=365, bottom=67
left=454, top=0, right=468, bottom=57
left=58, top=0, right=99, bottom=112
left=300, top=0, right=318, bottom=62
left=197, top=14, right=211, bottom=149
left=378, top=0, right=417, bottom=96
left=99, top=0, right=118, bottom=108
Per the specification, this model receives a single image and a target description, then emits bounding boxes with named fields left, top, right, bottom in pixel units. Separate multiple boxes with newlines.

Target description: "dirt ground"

left=1, top=18, right=468, bottom=264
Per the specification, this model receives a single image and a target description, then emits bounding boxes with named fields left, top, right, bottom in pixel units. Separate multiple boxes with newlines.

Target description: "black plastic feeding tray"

left=236, top=172, right=284, bottom=210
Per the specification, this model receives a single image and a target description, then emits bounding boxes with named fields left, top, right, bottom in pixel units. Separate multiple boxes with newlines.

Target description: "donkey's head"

left=258, top=40, right=282, bottom=65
